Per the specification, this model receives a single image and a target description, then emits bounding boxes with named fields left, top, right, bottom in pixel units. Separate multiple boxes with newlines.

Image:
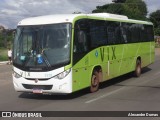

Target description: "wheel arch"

left=137, top=56, right=141, bottom=63
left=92, top=65, right=102, bottom=73
left=90, top=65, right=103, bottom=82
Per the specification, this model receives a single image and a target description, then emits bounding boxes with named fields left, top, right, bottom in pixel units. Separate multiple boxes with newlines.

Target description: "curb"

left=0, top=61, right=9, bottom=65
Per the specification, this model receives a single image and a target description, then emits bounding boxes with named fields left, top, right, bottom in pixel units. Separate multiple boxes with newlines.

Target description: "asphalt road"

left=0, top=49, right=160, bottom=120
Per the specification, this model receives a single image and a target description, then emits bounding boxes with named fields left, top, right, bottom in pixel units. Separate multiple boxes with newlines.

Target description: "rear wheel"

left=90, top=69, right=102, bottom=93
left=135, top=59, right=141, bottom=77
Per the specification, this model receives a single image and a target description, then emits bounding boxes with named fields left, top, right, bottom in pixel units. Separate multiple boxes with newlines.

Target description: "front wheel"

left=135, top=59, right=141, bottom=77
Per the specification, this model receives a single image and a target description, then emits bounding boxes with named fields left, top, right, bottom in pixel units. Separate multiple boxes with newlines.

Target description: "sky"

left=0, top=0, right=159, bottom=29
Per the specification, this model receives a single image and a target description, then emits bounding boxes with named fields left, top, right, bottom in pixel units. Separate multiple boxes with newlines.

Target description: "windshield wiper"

left=42, top=53, right=51, bottom=68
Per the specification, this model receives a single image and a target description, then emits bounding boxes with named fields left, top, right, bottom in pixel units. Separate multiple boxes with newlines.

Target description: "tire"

left=135, top=59, right=141, bottom=77
left=90, top=69, right=101, bottom=93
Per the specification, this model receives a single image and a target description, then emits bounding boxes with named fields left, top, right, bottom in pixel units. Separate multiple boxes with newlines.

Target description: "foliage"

left=0, top=33, right=4, bottom=47
left=0, top=29, right=14, bottom=48
left=112, top=0, right=126, bottom=3
left=92, top=3, right=125, bottom=15
left=124, top=0, right=147, bottom=20
left=149, top=10, right=160, bottom=28
left=149, top=10, right=160, bottom=35
left=0, top=48, right=8, bottom=61
left=92, top=0, right=148, bottom=20
left=154, top=28, right=160, bottom=36
left=0, top=29, right=14, bottom=61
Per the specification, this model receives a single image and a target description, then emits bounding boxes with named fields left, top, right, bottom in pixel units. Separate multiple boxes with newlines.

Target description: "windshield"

left=13, top=23, right=71, bottom=71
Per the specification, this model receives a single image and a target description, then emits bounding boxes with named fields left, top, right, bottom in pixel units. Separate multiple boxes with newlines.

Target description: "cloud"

left=1, top=9, right=18, bottom=15
left=144, top=0, right=160, bottom=15
left=0, top=0, right=113, bottom=28
left=0, top=0, right=159, bottom=28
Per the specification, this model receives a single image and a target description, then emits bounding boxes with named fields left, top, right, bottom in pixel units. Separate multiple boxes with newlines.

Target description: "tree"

left=124, top=0, right=147, bottom=20
left=0, top=33, right=4, bottom=47
left=92, top=3, right=125, bottom=15
left=0, top=27, right=15, bottom=48
left=149, top=10, right=160, bottom=28
left=92, top=0, right=148, bottom=20
left=112, top=0, right=126, bottom=3
left=149, top=10, right=160, bottom=35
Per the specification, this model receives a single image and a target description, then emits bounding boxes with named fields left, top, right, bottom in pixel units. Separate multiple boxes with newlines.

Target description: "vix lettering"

left=100, top=47, right=116, bottom=62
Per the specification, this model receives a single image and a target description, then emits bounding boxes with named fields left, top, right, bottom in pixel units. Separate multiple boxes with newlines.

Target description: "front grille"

left=22, top=84, right=53, bottom=90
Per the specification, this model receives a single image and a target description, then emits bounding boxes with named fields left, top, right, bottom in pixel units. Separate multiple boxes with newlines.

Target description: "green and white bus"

left=12, top=13, right=155, bottom=94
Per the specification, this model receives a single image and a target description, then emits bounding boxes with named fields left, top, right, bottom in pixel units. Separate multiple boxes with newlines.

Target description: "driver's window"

left=74, top=20, right=89, bottom=53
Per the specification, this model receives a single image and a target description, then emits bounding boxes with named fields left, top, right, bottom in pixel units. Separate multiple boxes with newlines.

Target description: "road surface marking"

left=154, top=71, right=160, bottom=76
left=85, top=87, right=125, bottom=104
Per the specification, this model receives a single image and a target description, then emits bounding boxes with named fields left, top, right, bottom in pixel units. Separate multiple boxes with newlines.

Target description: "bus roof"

left=18, top=13, right=153, bottom=26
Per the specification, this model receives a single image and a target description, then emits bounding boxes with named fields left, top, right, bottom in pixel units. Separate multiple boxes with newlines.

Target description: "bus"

left=12, top=13, right=155, bottom=94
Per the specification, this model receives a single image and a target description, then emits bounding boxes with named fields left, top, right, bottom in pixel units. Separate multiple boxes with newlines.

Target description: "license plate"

left=32, top=89, right=43, bottom=94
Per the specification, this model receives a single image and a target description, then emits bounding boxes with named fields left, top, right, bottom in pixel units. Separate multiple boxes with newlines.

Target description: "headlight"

left=54, top=69, right=71, bottom=79
left=13, top=71, right=21, bottom=78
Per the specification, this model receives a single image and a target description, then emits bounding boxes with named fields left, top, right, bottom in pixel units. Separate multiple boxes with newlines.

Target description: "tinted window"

left=89, top=20, right=107, bottom=48
left=120, top=23, right=130, bottom=43
left=125, top=23, right=154, bottom=43
left=106, top=21, right=120, bottom=44
left=145, top=25, right=154, bottom=41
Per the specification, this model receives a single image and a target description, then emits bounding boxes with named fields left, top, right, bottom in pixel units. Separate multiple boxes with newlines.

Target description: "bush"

left=0, top=48, right=8, bottom=61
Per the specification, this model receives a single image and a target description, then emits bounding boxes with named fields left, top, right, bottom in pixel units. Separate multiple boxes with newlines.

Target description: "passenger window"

left=89, top=20, right=106, bottom=48
left=106, top=21, right=120, bottom=44
left=120, top=23, right=129, bottom=43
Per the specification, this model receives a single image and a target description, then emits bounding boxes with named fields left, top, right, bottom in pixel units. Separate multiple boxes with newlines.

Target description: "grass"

left=0, top=48, right=8, bottom=61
